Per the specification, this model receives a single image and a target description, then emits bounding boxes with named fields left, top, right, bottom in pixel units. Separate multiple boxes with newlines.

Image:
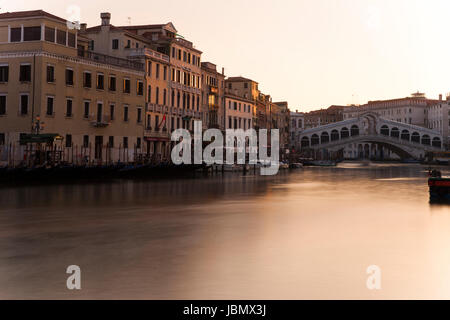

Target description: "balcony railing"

left=127, top=48, right=170, bottom=62
left=78, top=49, right=144, bottom=71
left=89, top=114, right=111, bottom=128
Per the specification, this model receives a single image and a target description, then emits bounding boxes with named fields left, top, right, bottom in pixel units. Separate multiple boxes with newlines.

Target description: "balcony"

left=127, top=48, right=170, bottom=63
left=78, top=49, right=144, bottom=71
left=144, top=127, right=170, bottom=140
left=89, top=114, right=111, bottom=128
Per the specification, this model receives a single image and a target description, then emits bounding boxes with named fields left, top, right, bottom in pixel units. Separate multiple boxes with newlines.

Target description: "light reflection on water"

left=0, top=163, right=450, bottom=299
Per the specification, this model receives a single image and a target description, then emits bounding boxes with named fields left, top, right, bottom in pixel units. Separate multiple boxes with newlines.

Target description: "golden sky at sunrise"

left=2, top=0, right=450, bottom=111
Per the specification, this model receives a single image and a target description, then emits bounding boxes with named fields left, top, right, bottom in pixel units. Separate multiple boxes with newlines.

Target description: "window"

left=148, top=85, right=152, bottom=103
left=65, top=134, right=72, bottom=147
left=172, top=47, right=176, bottom=58
left=84, top=101, right=90, bottom=118
left=83, top=72, right=91, bottom=88
left=45, top=27, right=55, bottom=42
left=56, top=29, right=66, bottom=45
left=112, top=39, right=119, bottom=49
left=97, top=73, right=104, bottom=90
left=123, top=105, right=129, bottom=121
left=177, top=49, right=181, bottom=60
left=163, top=66, right=167, bottom=80
left=109, top=76, right=116, bottom=91
left=108, top=136, right=114, bottom=148
left=244, top=83, right=248, bottom=89
left=10, top=28, right=21, bottom=42
left=46, top=65, right=55, bottom=82
left=68, top=33, right=76, bottom=48
left=0, top=133, right=4, bottom=145
left=156, top=64, right=160, bottom=78
left=20, top=95, right=28, bottom=115
left=123, top=137, right=128, bottom=149
left=123, top=79, right=130, bottom=93
left=0, top=96, right=6, bottom=115
left=88, top=40, right=94, bottom=50
left=0, top=65, right=8, bottom=82
left=46, top=96, right=54, bottom=115
left=126, top=40, right=131, bottom=48
left=83, top=135, right=89, bottom=148
left=19, top=65, right=31, bottom=82
left=23, top=26, right=41, bottom=41
left=110, top=104, right=115, bottom=120
left=137, top=137, right=141, bottom=149
left=147, top=61, right=152, bottom=76
left=66, top=99, right=73, bottom=117
left=137, top=108, right=142, bottom=123
left=66, top=69, right=74, bottom=86
left=156, top=87, right=159, bottom=105
left=137, top=81, right=143, bottom=96
left=163, top=89, right=167, bottom=106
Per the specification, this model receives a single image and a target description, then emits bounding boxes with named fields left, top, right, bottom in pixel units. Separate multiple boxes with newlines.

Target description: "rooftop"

left=0, top=9, right=66, bottom=23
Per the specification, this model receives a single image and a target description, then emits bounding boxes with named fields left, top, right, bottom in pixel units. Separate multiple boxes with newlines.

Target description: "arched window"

left=331, top=130, right=339, bottom=141
left=432, top=137, right=441, bottom=148
left=321, top=132, right=329, bottom=144
left=400, top=130, right=410, bottom=141
left=350, top=125, right=359, bottom=136
left=390, top=127, right=399, bottom=138
left=411, top=132, right=420, bottom=143
left=311, top=134, right=320, bottom=146
left=421, top=135, right=430, bottom=145
left=380, top=125, right=389, bottom=136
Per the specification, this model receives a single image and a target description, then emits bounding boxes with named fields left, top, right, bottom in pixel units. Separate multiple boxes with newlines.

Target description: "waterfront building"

left=273, top=101, right=290, bottom=157
left=289, top=111, right=305, bottom=151
left=224, top=91, right=254, bottom=131
left=0, top=10, right=146, bottom=165
left=81, top=13, right=172, bottom=162
left=427, top=98, right=450, bottom=148
left=201, top=62, right=225, bottom=131
left=119, top=22, right=204, bottom=134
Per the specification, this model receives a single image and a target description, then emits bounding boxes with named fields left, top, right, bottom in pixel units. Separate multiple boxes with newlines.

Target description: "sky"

left=2, top=0, right=450, bottom=111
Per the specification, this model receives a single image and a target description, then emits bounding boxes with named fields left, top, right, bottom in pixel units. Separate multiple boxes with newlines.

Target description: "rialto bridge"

left=298, top=113, right=444, bottom=160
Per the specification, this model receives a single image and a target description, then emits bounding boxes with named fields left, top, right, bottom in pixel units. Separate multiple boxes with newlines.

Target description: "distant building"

left=289, top=111, right=305, bottom=151
left=201, top=62, right=225, bottom=131
left=304, top=105, right=345, bottom=129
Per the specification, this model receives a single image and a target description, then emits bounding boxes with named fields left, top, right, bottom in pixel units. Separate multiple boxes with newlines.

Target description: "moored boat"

left=428, top=170, right=450, bottom=201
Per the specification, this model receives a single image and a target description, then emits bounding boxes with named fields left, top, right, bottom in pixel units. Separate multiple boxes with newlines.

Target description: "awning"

left=20, top=133, right=62, bottom=144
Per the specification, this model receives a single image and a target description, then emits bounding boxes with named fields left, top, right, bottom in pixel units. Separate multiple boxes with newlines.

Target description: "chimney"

left=439, top=94, right=443, bottom=101
left=80, top=23, right=87, bottom=31
left=101, top=12, right=111, bottom=26
left=222, top=67, right=224, bottom=75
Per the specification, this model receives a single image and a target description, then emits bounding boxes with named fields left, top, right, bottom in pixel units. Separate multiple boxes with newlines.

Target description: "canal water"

left=0, top=162, right=449, bottom=299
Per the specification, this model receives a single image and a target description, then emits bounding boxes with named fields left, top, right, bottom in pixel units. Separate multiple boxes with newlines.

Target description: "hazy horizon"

left=2, top=0, right=450, bottom=112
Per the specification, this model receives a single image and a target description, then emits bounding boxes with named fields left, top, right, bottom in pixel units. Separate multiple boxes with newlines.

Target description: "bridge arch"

left=391, top=127, right=400, bottom=138
left=321, top=131, right=330, bottom=144
left=421, top=135, right=430, bottom=145
left=400, top=129, right=410, bottom=141
left=331, top=130, right=339, bottom=141
left=411, top=132, right=420, bottom=143
left=311, top=134, right=320, bottom=146
left=432, top=137, right=441, bottom=148
left=380, top=125, right=389, bottom=136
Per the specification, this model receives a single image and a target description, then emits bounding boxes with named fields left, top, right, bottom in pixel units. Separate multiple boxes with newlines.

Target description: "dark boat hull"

left=429, top=178, right=450, bottom=201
